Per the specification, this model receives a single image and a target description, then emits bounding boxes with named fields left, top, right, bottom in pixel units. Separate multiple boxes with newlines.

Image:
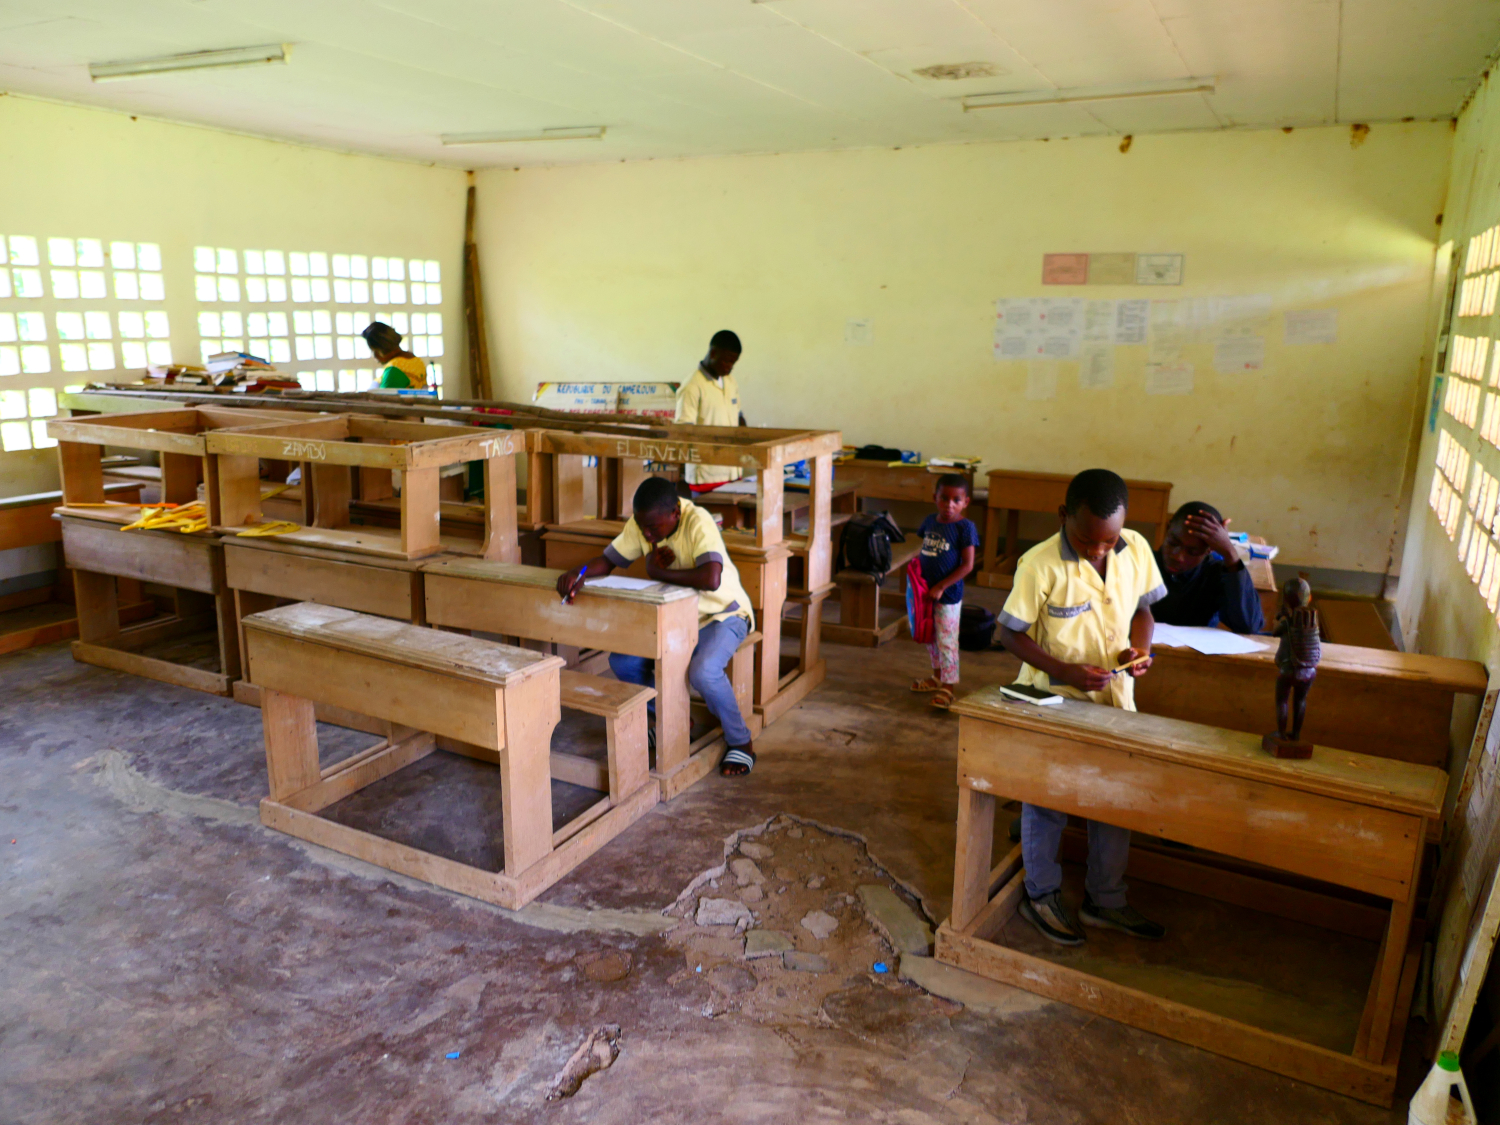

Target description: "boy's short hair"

left=632, top=476, right=681, bottom=517
left=709, top=329, right=742, bottom=353
left=934, top=473, right=971, bottom=498
left=1065, top=469, right=1129, bottom=520
left=1170, top=500, right=1222, bottom=528
left=361, top=321, right=402, bottom=352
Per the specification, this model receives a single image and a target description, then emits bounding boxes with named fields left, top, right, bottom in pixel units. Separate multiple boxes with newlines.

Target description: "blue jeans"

left=608, top=615, right=753, bottom=749
left=1021, top=803, right=1131, bottom=909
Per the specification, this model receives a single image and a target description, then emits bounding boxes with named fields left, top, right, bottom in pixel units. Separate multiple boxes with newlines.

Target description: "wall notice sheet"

left=1285, top=308, right=1338, bottom=345
left=1079, top=342, right=1114, bottom=390
left=1145, top=362, right=1194, bottom=395
left=1026, top=359, right=1058, bottom=400
left=994, top=297, right=1081, bottom=359
left=1114, top=299, right=1148, bottom=344
left=1214, top=335, right=1266, bottom=372
left=1083, top=300, right=1115, bottom=342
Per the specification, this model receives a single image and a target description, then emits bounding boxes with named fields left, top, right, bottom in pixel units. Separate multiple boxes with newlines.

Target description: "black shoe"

left=1079, top=895, right=1166, bottom=940
left=1018, top=891, right=1085, bottom=947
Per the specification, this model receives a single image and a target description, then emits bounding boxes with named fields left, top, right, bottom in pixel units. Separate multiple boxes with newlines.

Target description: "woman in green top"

left=362, top=322, right=429, bottom=390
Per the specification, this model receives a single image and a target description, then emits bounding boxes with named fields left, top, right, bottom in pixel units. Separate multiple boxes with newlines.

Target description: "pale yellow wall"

left=1397, top=70, right=1500, bottom=673
left=476, top=123, right=1449, bottom=575
left=0, top=96, right=468, bottom=498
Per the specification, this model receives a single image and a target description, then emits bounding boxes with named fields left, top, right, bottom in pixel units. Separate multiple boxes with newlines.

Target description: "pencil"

left=1111, top=653, right=1152, bottom=675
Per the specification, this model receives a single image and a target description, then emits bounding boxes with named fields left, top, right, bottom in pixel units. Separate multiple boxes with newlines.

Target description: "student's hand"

left=1182, top=511, right=1238, bottom=564
left=651, top=545, right=676, bottom=568
left=1118, top=647, right=1153, bottom=678
left=1057, top=663, right=1114, bottom=693
left=556, top=568, right=586, bottom=604
left=928, top=580, right=949, bottom=600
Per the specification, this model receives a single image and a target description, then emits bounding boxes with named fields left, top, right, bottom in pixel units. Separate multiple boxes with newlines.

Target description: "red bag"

left=906, top=556, right=935, bottom=644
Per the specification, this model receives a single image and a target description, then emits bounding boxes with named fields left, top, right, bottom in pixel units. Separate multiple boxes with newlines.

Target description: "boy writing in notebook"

left=556, top=476, right=758, bottom=777
left=996, top=468, right=1168, bottom=947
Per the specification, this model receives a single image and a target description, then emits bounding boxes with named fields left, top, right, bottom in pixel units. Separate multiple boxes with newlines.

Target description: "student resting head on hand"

left=1152, top=501, right=1265, bottom=634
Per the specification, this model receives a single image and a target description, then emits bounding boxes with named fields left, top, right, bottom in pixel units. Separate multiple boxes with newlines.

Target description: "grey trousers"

left=1021, top=803, right=1131, bottom=909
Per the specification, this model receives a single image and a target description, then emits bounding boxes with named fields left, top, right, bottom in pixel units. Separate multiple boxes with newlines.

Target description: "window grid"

left=2, top=234, right=172, bottom=458
left=194, top=247, right=444, bottom=390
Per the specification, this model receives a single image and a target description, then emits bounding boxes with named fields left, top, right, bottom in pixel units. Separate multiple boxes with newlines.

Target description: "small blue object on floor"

left=873, top=962, right=889, bottom=973
left=446, top=1052, right=461, bottom=1060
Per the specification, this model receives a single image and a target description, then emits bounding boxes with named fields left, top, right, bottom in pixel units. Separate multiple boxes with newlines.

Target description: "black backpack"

left=838, top=511, right=905, bottom=581
left=959, top=605, right=998, bottom=651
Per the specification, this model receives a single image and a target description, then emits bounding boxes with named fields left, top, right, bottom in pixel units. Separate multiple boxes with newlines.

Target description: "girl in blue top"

left=911, top=474, right=979, bottom=709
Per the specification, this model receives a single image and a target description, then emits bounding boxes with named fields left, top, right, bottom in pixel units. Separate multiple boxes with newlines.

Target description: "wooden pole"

left=463, top=183, right=494, bottom=401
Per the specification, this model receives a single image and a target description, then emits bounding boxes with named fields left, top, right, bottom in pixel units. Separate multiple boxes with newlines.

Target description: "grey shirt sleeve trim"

left=603, top=545, right=632, bottom=569
left=695, top=551, right=724, bottom=566
left=998, top=610, right=1033, bottom=633
left=1138, top=584, right=1168, bottom=610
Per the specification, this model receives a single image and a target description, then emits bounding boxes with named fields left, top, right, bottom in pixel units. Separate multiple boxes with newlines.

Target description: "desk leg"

left=262, top=688, right=320, bottom=802
left=952, top=785, right=997, bottom=932
left=1361, top=827, right=1426, bottom=1062
left=73, top=569, right=120, bottom=644
left=499, top=669, right=562, bottom=878
left=980, top=502, right=1002, bottom=575
left=757, top=559, right=788, bottom=705
left=655, top=647, right=692, bottom=775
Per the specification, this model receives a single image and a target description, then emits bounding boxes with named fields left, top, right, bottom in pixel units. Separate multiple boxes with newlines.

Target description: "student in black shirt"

left=1152, top=502, right=1264, bottom=633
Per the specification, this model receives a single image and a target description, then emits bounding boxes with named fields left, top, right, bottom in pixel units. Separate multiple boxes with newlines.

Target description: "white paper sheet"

left=1079, top=341, right=1114, bottom=390
left=1083, top=299, right=1116, bottom=342
left=1284, top=308, right=1338, bottom=345
left=1025, top=359, right=1058, bottom=400
left=1114, top=299, right=1149, bottom=345
left=1213, top=335, right=1266, bottom=373
left=1145, top=362, right=1194, bottom=395
left=586, top=575, right=660, bottom=592
left=1151, top=623, right=1270, bottom=654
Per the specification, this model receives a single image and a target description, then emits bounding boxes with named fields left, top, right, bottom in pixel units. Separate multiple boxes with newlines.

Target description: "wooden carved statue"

left=1264, top=576, right=1320, bottom=759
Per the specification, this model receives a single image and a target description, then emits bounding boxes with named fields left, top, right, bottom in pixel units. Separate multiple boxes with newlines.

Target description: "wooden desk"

left=975, top=470, right=1172, bottom=589
left=420, top=559, right=728, bottom=798
left=697, top=480, right=857, bottom=535
left=541, top=520, right=819, bottom=726
left=56, top=510, right=237, bottom=694
left=1137, top=639, right=1485, bottom=768
left=939, top=687, right=1446, bottom=1105
left=833, top=459, right=974, bottom=505
left=247, top=602, right=657, bottom=910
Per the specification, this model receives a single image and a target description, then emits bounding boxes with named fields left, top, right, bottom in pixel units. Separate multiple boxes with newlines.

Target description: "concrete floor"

left=1, top=610, right=1422, bottom=1124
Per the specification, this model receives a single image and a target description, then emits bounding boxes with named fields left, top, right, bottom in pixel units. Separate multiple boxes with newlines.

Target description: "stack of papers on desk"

left=1152, top=623, right=1269, bottom=655
left=586, top=575, right=661, bottom=592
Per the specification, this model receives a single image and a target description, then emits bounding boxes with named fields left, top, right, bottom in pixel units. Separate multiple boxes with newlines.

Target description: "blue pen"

left=562, top=565, right=587, bottom=602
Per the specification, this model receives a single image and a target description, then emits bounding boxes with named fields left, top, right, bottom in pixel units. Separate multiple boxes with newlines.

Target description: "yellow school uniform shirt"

left=998, top=528, right=1166, bottom=710
left=674, top=366, right=743, bottom=487
left=603, top=497, right=754, bottom=629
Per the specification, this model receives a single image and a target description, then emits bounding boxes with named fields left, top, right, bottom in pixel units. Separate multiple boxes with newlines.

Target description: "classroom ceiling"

left=0, top=0, right=1495, bottom=167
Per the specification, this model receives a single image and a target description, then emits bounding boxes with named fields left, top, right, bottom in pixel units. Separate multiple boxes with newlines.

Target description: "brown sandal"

left=911, top=676, right=944, bottom=693
left=931, top=686, right=956, bottom=709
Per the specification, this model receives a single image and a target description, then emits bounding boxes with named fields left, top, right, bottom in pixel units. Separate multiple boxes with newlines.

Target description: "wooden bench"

left=824, top=538, right=921, bottom=647
left=246, top=602, right=657, bottom=910
left=548, top=670, right=654, bottom=804
left=939, top=685, right=1446, bottom=1107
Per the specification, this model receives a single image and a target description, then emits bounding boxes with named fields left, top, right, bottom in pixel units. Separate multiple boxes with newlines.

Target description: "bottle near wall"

left=1408, top=1051, right=1476, bottom=1125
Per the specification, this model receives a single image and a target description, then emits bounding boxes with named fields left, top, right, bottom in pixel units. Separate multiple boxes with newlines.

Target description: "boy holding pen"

left=556, top=477, right=758, bottom=777
left=997, top=469, right=1169, bottom=947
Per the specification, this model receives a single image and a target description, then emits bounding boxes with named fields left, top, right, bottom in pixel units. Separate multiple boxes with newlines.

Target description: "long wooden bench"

left=245, top=602, right=658, bottom=910
left=824, top=538, right=921, bottom=647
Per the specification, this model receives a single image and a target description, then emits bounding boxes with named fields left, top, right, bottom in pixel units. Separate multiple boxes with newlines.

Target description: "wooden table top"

left=243, top=602, right=562, bottom=687
left=1150, top=634, right=1487, bottom=693
left=420, top=558, right=697, bottom=606
left=952, top=685, right=1447, bottom=817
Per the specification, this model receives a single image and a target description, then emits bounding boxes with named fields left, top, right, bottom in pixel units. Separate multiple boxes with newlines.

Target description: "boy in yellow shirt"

left=557, top=477, right=758, bottom=777
left=997, top=469, right=1168, bottom=946
left=674, top=329, right=746, bottom=492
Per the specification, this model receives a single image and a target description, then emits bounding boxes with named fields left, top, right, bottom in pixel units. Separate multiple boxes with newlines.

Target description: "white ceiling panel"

left=0, top=0, right=1492, bottom=167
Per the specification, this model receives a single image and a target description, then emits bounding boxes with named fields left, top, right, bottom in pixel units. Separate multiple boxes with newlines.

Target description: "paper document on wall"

left=1025, top=359, right=1058, bottom=400
left=1079, top=342, right=1114, bottom=389
left=1214, top=335, right=1266, bottom=373
left=1145, top=363, right=1194, bottom=395
left=1083, top=300, right=1115, bottom=342
left=1114, top=299, right=1148, bottom=345
left=586, top=576, right=662, bottom=592
left=1152, top=623, right=1270, bottom=655
left=1284, top=308, right=1338, bottom=345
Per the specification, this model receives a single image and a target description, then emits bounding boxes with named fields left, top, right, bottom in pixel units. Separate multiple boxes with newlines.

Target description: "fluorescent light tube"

left=89, top=44, right=288, bottom=82
left=439, top=126, right=607, bottom=145
left=963, top=77, right=1215, bottom=112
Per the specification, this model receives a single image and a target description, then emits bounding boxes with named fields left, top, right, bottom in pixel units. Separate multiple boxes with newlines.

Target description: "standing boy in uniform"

left=997, top=469, right=1169, bottom=946
left=675, top=330, right=746, bottom=493
left=556, top=477, right=759, bottom=777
